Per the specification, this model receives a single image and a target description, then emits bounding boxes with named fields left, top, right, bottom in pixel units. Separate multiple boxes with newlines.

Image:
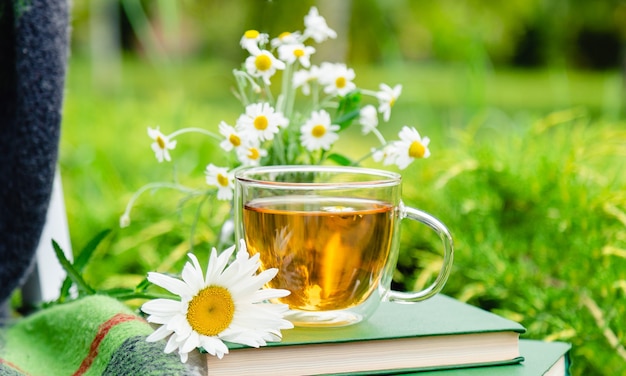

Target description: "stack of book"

left=205, top=295, right=571, bottom=375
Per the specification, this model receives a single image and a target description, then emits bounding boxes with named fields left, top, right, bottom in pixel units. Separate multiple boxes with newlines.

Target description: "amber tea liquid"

left=243, top=196, right=395, bottom=311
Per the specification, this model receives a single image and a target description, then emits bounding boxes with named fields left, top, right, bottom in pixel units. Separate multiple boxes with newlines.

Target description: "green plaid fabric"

left=0, top=296, right=202, bottom=376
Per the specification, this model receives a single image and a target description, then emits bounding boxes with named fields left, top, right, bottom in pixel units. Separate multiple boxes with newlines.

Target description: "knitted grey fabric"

left=0, top=0, right=69, bottom=317
left=103, top=336, right=205, bottom=376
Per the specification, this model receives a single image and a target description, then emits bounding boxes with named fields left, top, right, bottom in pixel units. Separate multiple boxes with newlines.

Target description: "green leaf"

left=98, top=287, right=135, bottom=297
left=334, top=109, right=361, bottom=131
left=327, top=153, right=356, bottom=166
left=52, top=240, right=96, bottom=298
left=58, top=229, right=111, bottom=301
left=334, top=90, right=362, bottom=131
left=337, top=90, right=362, bottom=114
left=135, top=277, right=152, bottom=292
left=74, top=229, right=111, bottom=270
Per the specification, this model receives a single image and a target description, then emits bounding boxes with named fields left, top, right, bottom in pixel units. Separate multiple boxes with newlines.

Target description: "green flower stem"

left=353, top=148, right=379, bottom=165
left=108, top=292, right=178, bottom=302
left=319, top=97, right=339, bottom=110
left=280, top=62, right=297, bottom=119
left=168, top=127, right=221, bottom=141
left=360, top=89, right=380, bottom=98
left=233, top=69, right=259, bottom=106
left=371, top=127, right=388, bottom=146
left=271, top=130, right=287, bottom=165
left=262, top=80, right=274, bottom=104
left=312, top=82, right=320, bottom=109
left=120, top=182, right=199, bottom=228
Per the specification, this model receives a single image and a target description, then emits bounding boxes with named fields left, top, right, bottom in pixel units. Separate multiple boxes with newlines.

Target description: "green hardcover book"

left=205, top=294, right=526, bottom=375
left=405, top=340, right=572, bottom=376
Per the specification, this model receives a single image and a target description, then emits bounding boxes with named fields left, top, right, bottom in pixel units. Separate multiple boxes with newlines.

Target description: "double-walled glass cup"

left=234, top=165, right=453, bottom=327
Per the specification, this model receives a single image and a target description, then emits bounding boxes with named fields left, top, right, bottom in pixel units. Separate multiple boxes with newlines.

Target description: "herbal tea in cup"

left=234, top=165, right=453, bottom=327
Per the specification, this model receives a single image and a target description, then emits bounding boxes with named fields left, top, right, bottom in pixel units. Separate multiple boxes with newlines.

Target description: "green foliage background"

left=40, top=1, right=626, bottom=375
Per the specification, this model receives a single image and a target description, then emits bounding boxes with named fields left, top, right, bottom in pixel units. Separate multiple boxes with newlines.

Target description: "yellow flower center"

left=156, top=135, right=166, bottom=149
left=408, top=141, right=426, bottom=158
left=229, top=133, right=241, bottom=147
left=244, top=30, right=259, bottom=39
left=217, top=173, right=229, bottom=188
left=255, top=54, right=272, bottom=71
left=186, top=285, right=235, bottom=337
left=312, top=125, right=326, bottom=138
left=335, top=76, right=346, bottom=89
left=248, top=147, right=261, bottom=160
left=278, top=31, right=291, bottom=40
left=390, top=97, right=396, bottom=107
left=254, top=115, right=269, bottom=130
left=293, top=48, right=305, bottom=58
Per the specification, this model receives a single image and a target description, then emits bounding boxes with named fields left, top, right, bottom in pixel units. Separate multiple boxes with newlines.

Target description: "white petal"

left=164, top=334, right=181, bottom=354
left=178, top=350, right=189, bottom=363
left=146, top=325, right=174, bottom=342
left=141, top=298, right=182, bottom=316
left=166, top=313, right=189, bottom=334
left=146, top=314, right=178, bottom=325
left=181, top=253, right=205, bottom=292
left=220, top=331, right=266, bottom=348
left=200, top=337, right=229, bottom=358
left=147, top=272, right=193, bottom=298
left=180, top=331, right=201, bottom=353
left=205, top=246, right=234, bottom=284
left=251, top=287, right=291, bottom=302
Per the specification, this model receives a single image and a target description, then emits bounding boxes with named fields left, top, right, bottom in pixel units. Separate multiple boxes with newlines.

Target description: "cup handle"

left=386, top=202, right=454, bottom=302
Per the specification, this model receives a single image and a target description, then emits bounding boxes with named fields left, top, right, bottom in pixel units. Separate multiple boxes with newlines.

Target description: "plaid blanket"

left=0, top=296, right=204, bottom=376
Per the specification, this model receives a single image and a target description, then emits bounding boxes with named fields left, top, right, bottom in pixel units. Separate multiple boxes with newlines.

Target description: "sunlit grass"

left=59, top=56, right=625, bottom=375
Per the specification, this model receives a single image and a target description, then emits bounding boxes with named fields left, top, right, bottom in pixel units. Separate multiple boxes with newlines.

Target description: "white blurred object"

left=21, top=169, right=73, bottom=304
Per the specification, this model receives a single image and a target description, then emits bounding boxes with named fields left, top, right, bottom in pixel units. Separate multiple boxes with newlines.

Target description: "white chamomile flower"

left=240, top=29, right=269, bottom=55
left=237, top=142, right=268, bottom=167
left=205, top=164, right=235, bottom=201
left=141, top=242, right=293, bottom=362
left=293, top=65, right=320, bottom=95
left=376, top=83, right=402, bottom=122
left=303, top=6, right=337, bottom=43
left=359, top=104, right=379, bottom=135
left=245, top=50, right=285, bottom=85
left=372, top=143, right=399, bottom=166
left=278, top=43, right=316, bottom=68
left=299, top=110, right=340, bottom=152
left=218, top=121, right=243, bottom=152
left=318, top=62, right=356, bottom=97
left=392, top=126, right=431, bottom=170
left=148, top=127, right=177, bottom=163
left=271, top=31, right=302, bottom=48
left=237, top=102, right=288, bottom=142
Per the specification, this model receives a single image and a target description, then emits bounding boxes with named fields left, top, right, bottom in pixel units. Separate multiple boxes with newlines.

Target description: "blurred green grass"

left=59, top=56, right=625, bottom=375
